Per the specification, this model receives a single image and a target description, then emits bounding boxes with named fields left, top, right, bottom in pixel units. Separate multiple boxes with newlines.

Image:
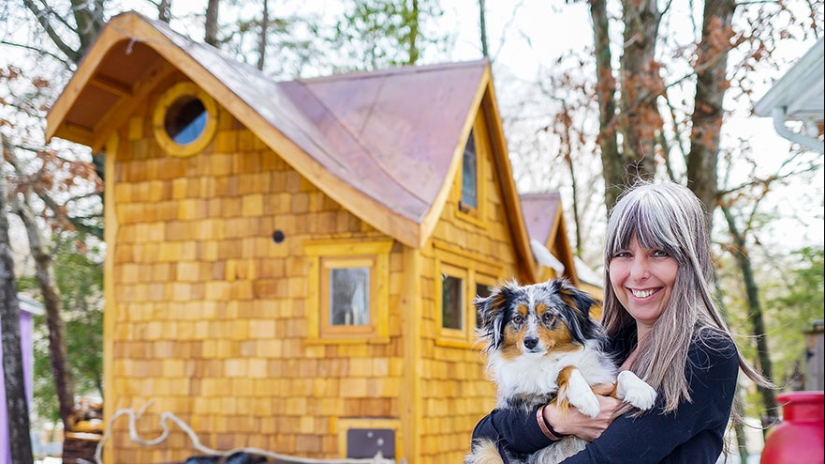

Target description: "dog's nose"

left=523, top=337, right=539, bottom=350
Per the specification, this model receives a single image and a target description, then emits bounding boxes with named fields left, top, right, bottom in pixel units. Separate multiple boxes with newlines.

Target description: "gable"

left=46, top=10, right=537, bottom=280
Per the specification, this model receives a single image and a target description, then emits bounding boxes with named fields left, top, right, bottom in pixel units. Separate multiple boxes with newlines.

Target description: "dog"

left=465, top=278, right=657, bottom=464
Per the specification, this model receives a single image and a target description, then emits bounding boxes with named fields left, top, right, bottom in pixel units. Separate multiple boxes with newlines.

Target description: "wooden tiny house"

left=46, top=11, right=587, bottom=464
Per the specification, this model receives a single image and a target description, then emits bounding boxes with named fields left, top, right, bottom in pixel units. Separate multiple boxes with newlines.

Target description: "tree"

left=0, top=133, right=34, bottom=464
left=21, top=233, right=104, bottom=431
left=494, top=0, right=820, bottom=457
left=328, top=0, right=446, bottom=72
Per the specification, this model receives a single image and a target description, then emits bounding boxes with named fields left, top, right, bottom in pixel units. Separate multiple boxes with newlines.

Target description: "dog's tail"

left=465, top=438, right=506, bottom=464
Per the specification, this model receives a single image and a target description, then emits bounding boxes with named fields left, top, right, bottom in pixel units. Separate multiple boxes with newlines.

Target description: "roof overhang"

left=754, top=37, right=824, bottom=153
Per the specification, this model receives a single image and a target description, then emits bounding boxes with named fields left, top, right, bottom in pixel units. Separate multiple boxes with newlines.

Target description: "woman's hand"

left=543, top=384, right=621, bottom=441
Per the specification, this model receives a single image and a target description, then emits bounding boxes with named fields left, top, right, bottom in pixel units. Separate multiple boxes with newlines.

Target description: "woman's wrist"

left=537, top=404, right=569, bottom=441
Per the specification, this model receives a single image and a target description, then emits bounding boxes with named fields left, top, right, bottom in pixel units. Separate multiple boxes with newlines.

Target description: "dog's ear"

left=553, top=279, right=601, bottom=343
left=474, top=281, right=517, bottom=351
left=561, top=280, right=596, bottom=317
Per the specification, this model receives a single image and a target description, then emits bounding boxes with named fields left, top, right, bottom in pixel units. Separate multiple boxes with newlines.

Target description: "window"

left=165, top=97, right=207, bottom=144
left=456, top=120, right=488, bottom=228
left=475, top=281, right=493, bottom=329
left=441, top=273, right=464, bottom=330
left=460, top=130, right=478, bottom=210
left=305, top=239, right=392, bottom=342
left=322, top=258, right=375, bottom=336
left=153, top=82, right=218, bottom=157
left=434, top=243, right=503, bottom=347
left=437, top=263, right=468, bottom=341
left=329, top=267, right=370, bottom=326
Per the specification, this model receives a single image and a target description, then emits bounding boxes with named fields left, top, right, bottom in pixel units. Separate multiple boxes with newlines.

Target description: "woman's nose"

left=629, top=256, right=650, bottom=279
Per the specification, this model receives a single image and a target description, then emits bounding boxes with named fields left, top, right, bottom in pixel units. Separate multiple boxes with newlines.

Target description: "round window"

left=165, top=96, right=207, bottom=144
left=153, top=82, right=217, bottom=157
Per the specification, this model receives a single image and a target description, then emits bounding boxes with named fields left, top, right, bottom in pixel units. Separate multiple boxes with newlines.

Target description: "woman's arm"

left=471, top=388, right=621, bottom=454
left=560, top=335, right=740, bottom=463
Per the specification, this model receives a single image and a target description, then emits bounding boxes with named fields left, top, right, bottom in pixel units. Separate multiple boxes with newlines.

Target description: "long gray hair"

left=601, top=181, right=768, bottom=413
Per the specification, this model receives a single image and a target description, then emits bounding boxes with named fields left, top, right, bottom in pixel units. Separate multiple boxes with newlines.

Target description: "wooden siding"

left=105, top=73, right=410, bottom=463
left=415, top=110, right=516, bottom=462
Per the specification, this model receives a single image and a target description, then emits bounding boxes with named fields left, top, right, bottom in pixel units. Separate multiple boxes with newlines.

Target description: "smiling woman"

left=470, top=181, right=774, bottom=463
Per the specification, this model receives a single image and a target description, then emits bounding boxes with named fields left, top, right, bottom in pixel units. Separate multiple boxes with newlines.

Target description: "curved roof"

left=46, top=11, right=537, bottom=277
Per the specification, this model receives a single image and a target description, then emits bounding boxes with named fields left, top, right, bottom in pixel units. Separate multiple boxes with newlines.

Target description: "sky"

left=7, top=0, right=822, bottom=254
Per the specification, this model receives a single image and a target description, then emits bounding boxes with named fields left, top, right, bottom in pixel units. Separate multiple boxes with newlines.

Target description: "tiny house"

left=46, top=11, right=587, bottom=463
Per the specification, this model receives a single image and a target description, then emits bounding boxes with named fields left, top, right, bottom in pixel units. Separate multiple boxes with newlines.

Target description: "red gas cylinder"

left=760, top=391, right=824, bottom=464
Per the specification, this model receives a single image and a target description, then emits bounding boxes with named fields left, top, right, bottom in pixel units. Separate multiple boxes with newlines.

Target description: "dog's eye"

left=541, top=312, right=555, bottom=325
left=512, top=314, right=524, bottom=325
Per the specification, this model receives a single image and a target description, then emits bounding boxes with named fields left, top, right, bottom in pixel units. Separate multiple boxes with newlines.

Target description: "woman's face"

left=609, top=234, right=678, bottom=333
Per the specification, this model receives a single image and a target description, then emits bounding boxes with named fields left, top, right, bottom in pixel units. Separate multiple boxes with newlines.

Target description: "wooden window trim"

left=457, top=118, right=488, bottom=229
left=436, top=262, right=468, bottom=343
left=433, top=245, right=505, bottom=348
left=305, top=239, right=393, bottom=344
left=152, top=82, right=218, bottom=158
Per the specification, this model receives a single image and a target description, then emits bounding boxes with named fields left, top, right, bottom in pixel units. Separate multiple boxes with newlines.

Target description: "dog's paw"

left=565, top=370, right=601, bottom=418
left=615, top=370, right=657, bottom=410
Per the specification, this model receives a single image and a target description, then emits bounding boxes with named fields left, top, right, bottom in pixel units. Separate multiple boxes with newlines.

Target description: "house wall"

left=105, top=73, right=411, bottom=463
left=415, top=111, right=521, bottom=462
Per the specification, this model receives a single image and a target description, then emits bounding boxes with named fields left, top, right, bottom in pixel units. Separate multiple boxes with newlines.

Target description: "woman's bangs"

left=612, top=198, right=679, bottom=256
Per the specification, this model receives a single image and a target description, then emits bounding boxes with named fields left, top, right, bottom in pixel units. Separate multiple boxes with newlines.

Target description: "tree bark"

left=407, top=0, right=420, bottom=65
left=478, top=0, right=489, bottom=58
left=0, top=135, right=34, bottom=464
left=686, top=0, right=735, bottom=223
left=158, top=0, right=172, bottom=23
left=205, top=0, right=221, bottom=47
left=589, top=0, right=622, bottom=209
left=618, top=0, right=662, bottom=186
left=257, top=0, right=269, bottom=71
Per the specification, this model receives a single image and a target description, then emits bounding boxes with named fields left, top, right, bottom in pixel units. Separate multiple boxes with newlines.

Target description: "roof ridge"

left=296, top=58, right=489, bottom=83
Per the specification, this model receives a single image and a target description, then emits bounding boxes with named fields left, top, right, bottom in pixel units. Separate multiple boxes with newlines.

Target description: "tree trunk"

left=686, top=0, right=735, bottom=223
left=158, top=0, right=172, bottom=23
left=407, top=0, right=420, bottom=65
left=205, top=0, right=221, bottom=47
left=71, top=0, right=105, bottom=53
left=257, top=0, right=269, bottom=71
left=12, top=193, right=77, bottom=433
left=589, top=0, right=623, bottom=209
left=478, top=0, right=489, bottom=58
left=0, top=135, right=34, bottom=464
left=721, top=204, right=780, bottom=428
left=617, top=0, right=662, bottom=185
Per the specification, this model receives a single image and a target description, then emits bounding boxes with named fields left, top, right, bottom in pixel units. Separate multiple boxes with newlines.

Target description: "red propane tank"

left=760, top=391, right=824, bottom=464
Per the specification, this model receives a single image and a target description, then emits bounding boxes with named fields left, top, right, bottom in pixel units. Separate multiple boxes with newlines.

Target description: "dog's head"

left=474, top=278, right=602, bottom=358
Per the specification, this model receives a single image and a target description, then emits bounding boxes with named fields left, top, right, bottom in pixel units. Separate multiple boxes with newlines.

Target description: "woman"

left=472, top=181, right=771, bottom=463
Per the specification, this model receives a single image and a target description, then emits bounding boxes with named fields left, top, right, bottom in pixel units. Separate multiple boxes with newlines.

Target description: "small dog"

left=465, top=279, right=657, bottom=464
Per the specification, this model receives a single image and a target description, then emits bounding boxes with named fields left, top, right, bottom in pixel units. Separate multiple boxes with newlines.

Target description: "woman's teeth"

left=632, top=289, right=655, bottom=298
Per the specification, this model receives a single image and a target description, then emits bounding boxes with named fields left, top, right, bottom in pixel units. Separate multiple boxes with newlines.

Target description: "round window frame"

left=153, top=82, right=218, bottom=157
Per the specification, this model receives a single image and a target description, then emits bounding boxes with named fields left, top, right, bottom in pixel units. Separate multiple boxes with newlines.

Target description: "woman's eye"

left=652, top=249, right=670, bottom=257
left=614, top=251, right=631, bottom=258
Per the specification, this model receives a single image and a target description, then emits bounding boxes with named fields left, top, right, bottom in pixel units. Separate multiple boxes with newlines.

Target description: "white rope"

left=95, top=400, right=397, bottom=464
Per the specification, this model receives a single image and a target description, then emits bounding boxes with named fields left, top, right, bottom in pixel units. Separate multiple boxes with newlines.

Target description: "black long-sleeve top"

left=471, top=329, right=740, bottom=463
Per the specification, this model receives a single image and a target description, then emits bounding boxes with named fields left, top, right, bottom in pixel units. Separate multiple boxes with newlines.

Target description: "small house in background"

left=520, top=192, right=603, bottom=318
left=803, top=320, right=824, bottom=391
left=1, top=295, right=43, bottom=464
left=45, top=11, right=584, bottom=464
